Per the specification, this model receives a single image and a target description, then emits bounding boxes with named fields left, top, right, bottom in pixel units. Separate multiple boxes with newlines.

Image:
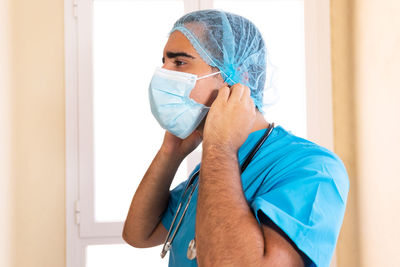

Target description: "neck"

left=196, top=110, right=270, bottom=139
left=250, top=111, right=271, bottom=133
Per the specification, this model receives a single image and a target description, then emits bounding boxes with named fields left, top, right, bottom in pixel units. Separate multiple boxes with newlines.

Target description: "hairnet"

left=168, top=9, right=278, bottom=113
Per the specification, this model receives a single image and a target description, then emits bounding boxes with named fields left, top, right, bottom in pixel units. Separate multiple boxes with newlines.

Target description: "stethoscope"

left=160, top=122, right=275, bottom=260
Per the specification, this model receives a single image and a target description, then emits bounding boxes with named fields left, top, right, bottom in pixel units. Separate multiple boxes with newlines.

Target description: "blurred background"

left=1, top=0, right=399, bottom=266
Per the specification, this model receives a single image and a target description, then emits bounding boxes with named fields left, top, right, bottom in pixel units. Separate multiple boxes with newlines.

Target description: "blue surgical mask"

left=148, top=67, right=221, bottom=139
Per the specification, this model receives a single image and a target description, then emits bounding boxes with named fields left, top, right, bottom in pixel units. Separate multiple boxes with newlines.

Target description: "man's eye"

left=174, top=60, right=186, bottom=66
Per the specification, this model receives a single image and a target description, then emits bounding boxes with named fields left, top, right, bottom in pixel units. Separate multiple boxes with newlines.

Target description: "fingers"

left=248, top=95, right=256, bottom=112
left=230, top=83, right=244, bottom=100
left=215, top=85, right=230, bottom=103
left=243, top=84, right=251, bottom=100
left=216, top=83, right=252, bottom=106
left=230, top=83, right=251, bottom=102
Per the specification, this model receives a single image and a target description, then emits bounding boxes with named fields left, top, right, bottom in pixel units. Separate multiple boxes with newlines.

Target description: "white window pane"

left=214, top=0, right=307, bottom=138
left=93, top=0, right=185, bottom=222
left=86, top=244, right=166, bottom=267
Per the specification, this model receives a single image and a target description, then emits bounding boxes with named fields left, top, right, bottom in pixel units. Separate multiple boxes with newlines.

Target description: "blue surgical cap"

left=169, top=9, right=277, bottom=113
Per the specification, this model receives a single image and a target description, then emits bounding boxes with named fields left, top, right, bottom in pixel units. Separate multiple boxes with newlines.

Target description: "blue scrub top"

left=161, top=124, right=349, bottom=267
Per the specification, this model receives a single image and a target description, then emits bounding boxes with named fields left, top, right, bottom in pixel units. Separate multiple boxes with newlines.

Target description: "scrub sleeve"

left=250, top=153, right=349, bottom=267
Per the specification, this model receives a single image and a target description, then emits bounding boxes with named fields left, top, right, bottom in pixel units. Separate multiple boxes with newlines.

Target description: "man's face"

left=161, top=30, right=226, bottom=107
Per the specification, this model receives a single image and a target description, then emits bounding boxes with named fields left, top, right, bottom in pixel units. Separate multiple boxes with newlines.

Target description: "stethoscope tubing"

left=161, top=122, right=275, bottom=258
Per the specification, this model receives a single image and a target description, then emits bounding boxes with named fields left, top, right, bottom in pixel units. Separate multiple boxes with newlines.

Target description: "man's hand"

left=202, top=83, right=256, bottom=153
left=160, top=130, right=203, bottom=162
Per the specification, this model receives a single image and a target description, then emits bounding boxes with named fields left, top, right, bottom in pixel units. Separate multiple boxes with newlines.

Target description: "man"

left=123, top=9, right=349, bottom=267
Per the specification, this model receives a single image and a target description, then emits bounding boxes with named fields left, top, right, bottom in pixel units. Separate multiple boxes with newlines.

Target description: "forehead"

left=163, top=30, right=198, bottom=56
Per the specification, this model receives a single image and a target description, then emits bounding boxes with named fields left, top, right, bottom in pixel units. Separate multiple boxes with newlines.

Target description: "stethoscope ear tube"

left=240, top=122, right=275, bottom=173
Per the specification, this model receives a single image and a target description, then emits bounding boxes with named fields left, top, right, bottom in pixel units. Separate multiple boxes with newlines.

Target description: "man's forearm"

left=196, top=145, right=266, bottom=267
left=123, top=148, right=182, bottom=244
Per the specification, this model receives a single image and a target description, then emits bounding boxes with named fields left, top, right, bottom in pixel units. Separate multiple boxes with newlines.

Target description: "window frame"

left=65, top=0, right=335, bottom=266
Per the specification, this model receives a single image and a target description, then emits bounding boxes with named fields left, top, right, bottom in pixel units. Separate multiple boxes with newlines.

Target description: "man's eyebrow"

left=165, top=51, right=196, bottom=59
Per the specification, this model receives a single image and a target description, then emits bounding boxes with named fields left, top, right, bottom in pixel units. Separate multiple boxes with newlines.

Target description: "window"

left=214, top=0, right=307, bottom=137
left=65, top=0, right=334, bottom=266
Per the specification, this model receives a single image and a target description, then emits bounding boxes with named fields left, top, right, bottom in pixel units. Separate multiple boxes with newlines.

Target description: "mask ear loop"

left=196, top=71, right=221, bottom=80
left=196, top=70, right=233, bottom=88
left=195, top=70, right=233, bottom=91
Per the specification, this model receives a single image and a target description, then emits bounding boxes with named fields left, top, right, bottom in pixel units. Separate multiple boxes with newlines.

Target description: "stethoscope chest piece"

left=187, top=238, right=197, bottom=260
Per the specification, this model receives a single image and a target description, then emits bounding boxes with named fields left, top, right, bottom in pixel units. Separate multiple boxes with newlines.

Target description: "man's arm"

left=123, top=128, right=203, bottom=248
left=195, top=146, right=306, bottom=267
left=122, top=147, right=182, bottom=248
left=197, top=83, right=307, bottom=266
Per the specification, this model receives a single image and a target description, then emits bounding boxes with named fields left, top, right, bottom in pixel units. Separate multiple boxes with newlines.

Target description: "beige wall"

left=1, top=0, right=15, bottom=266
left=330, top=0, right=361, bottom=266
left=331, top=0, right=400, bottom=266
left=353, top=0, right=400, bottom=265
left=0, top=0, right=66, bottom=266
left=1, top=0, right=399, bottom=266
